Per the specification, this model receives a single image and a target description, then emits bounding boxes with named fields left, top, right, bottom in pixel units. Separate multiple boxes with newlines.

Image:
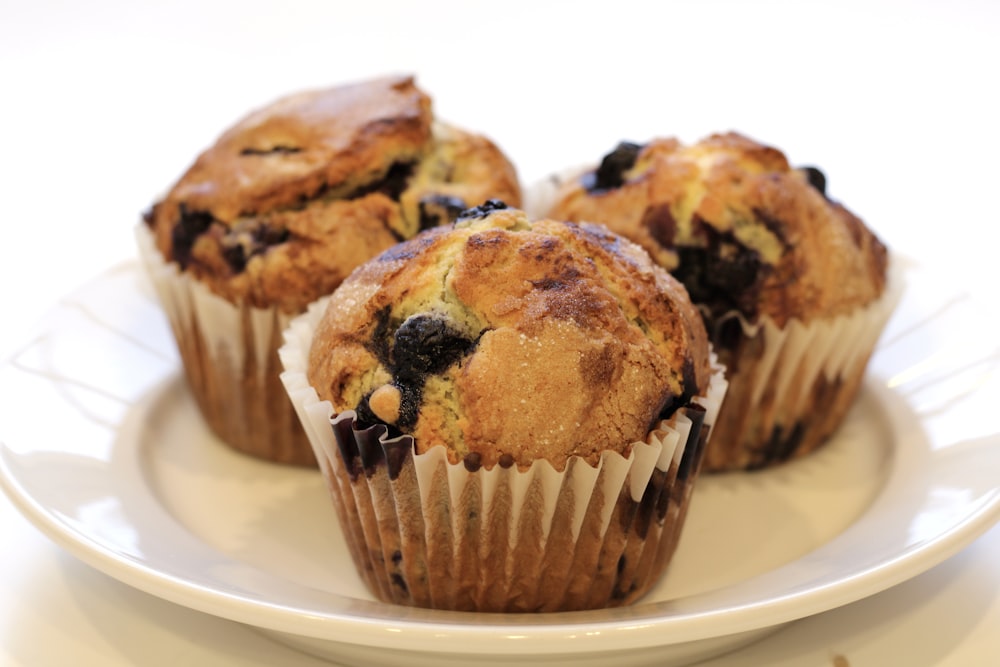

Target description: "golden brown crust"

left=307, top=205, right=711, bottom=471
left=546, top=132, right=888, bottom=327
left=145, top=75, right=522, bottom=313
left=161, top=75, right=432, bottom=222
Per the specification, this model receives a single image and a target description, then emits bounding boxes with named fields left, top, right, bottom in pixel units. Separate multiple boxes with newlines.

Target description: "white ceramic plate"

left=2, top=260, right=1000, bottom=667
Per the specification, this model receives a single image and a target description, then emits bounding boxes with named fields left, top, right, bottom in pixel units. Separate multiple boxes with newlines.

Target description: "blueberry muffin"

left=137, top=75, right=522, bottom=465
left=280, top=202, right=728, bottom=611
left=544, top=132, right=898, bottom=471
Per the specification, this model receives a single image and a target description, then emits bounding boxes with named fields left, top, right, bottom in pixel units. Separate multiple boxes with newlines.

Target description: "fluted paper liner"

left=279, top=298, right=727, bottom=612
left=135, top=223, right=315, bottom=465
left=703, top=258, right=904, bottom=471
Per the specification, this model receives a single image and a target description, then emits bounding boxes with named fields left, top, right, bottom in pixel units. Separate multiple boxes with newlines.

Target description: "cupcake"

left=542, top=132, right=899, bottom=471
left=138, top=74, right=522, bottom=465
left=279, top=202, right=727, bottom=611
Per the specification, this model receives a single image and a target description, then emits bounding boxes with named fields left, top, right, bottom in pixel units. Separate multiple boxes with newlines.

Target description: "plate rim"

left=2, top=259, right=1000, bottom=657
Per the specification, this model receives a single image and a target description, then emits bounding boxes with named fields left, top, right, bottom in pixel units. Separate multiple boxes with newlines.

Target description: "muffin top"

left=545, top=132, right=888, bottom=327
left=306, top=202, right=712, bottom=471
left=143, top=75, right=522, bottom=313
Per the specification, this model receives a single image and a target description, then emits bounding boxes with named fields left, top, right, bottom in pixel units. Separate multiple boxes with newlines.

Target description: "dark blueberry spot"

left=375, top=161, right=416, bottom=201
left=219, top=221, right=291, bottom=273
left=641, top=204, right=677, bottom=249
left=363, top=310, right=478, bottom=431
left=240, top=145, right=302, bottom=156
left=391, top=550, right=403, bottom=564
left=800, top=166, right=827, bottom=197
left=322, top=162, right=414, bottom=211
left=498, top=453, right=515, bottom=469
left=673, top=222, right=766, bottom=322
left=392, top=314, right=475, bottom=380
left=393, top=385, right=422, bottom=430
left=418, top=194, right=467, bottom=230
left=221, top=243, right=247, bottom=272
left=354, top=392, right=378, bottom=427
left=341, top=161, right=416, bottom=204
left=171, top=204, right=215, bottom=268
left=353, top=386, right=420, bottom=433
left=456, top=199, right=508, bottom=221
left=584, top=141, right=643, bottom=192
left=254, top=223, right=290, bottom=247
left=463, top=451, right=482, bottom=472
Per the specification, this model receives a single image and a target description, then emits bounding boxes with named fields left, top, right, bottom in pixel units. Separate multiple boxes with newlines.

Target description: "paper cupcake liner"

left=279, top=299, right=728, bottom=612
left=703, top=258, right=905, bottom=472
left=135, top=224, right=316, bottom=466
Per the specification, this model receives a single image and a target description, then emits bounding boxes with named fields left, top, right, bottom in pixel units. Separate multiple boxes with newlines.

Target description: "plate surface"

left=2, top=261, right=1000, bottom=667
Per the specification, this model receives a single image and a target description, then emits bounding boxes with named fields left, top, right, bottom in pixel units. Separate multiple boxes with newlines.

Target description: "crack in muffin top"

left=144, top=75, right=522, bottom=313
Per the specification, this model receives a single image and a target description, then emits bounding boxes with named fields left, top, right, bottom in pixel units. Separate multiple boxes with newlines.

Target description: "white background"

left=2, top=1, right=999, bottom=665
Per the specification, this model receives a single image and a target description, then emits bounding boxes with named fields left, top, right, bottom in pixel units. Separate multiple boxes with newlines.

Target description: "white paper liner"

left=703, top=257, right=905, bottom=471
left=279, top=298, right=727, bottom=612
left=135, top=223, right=315, bottom=465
